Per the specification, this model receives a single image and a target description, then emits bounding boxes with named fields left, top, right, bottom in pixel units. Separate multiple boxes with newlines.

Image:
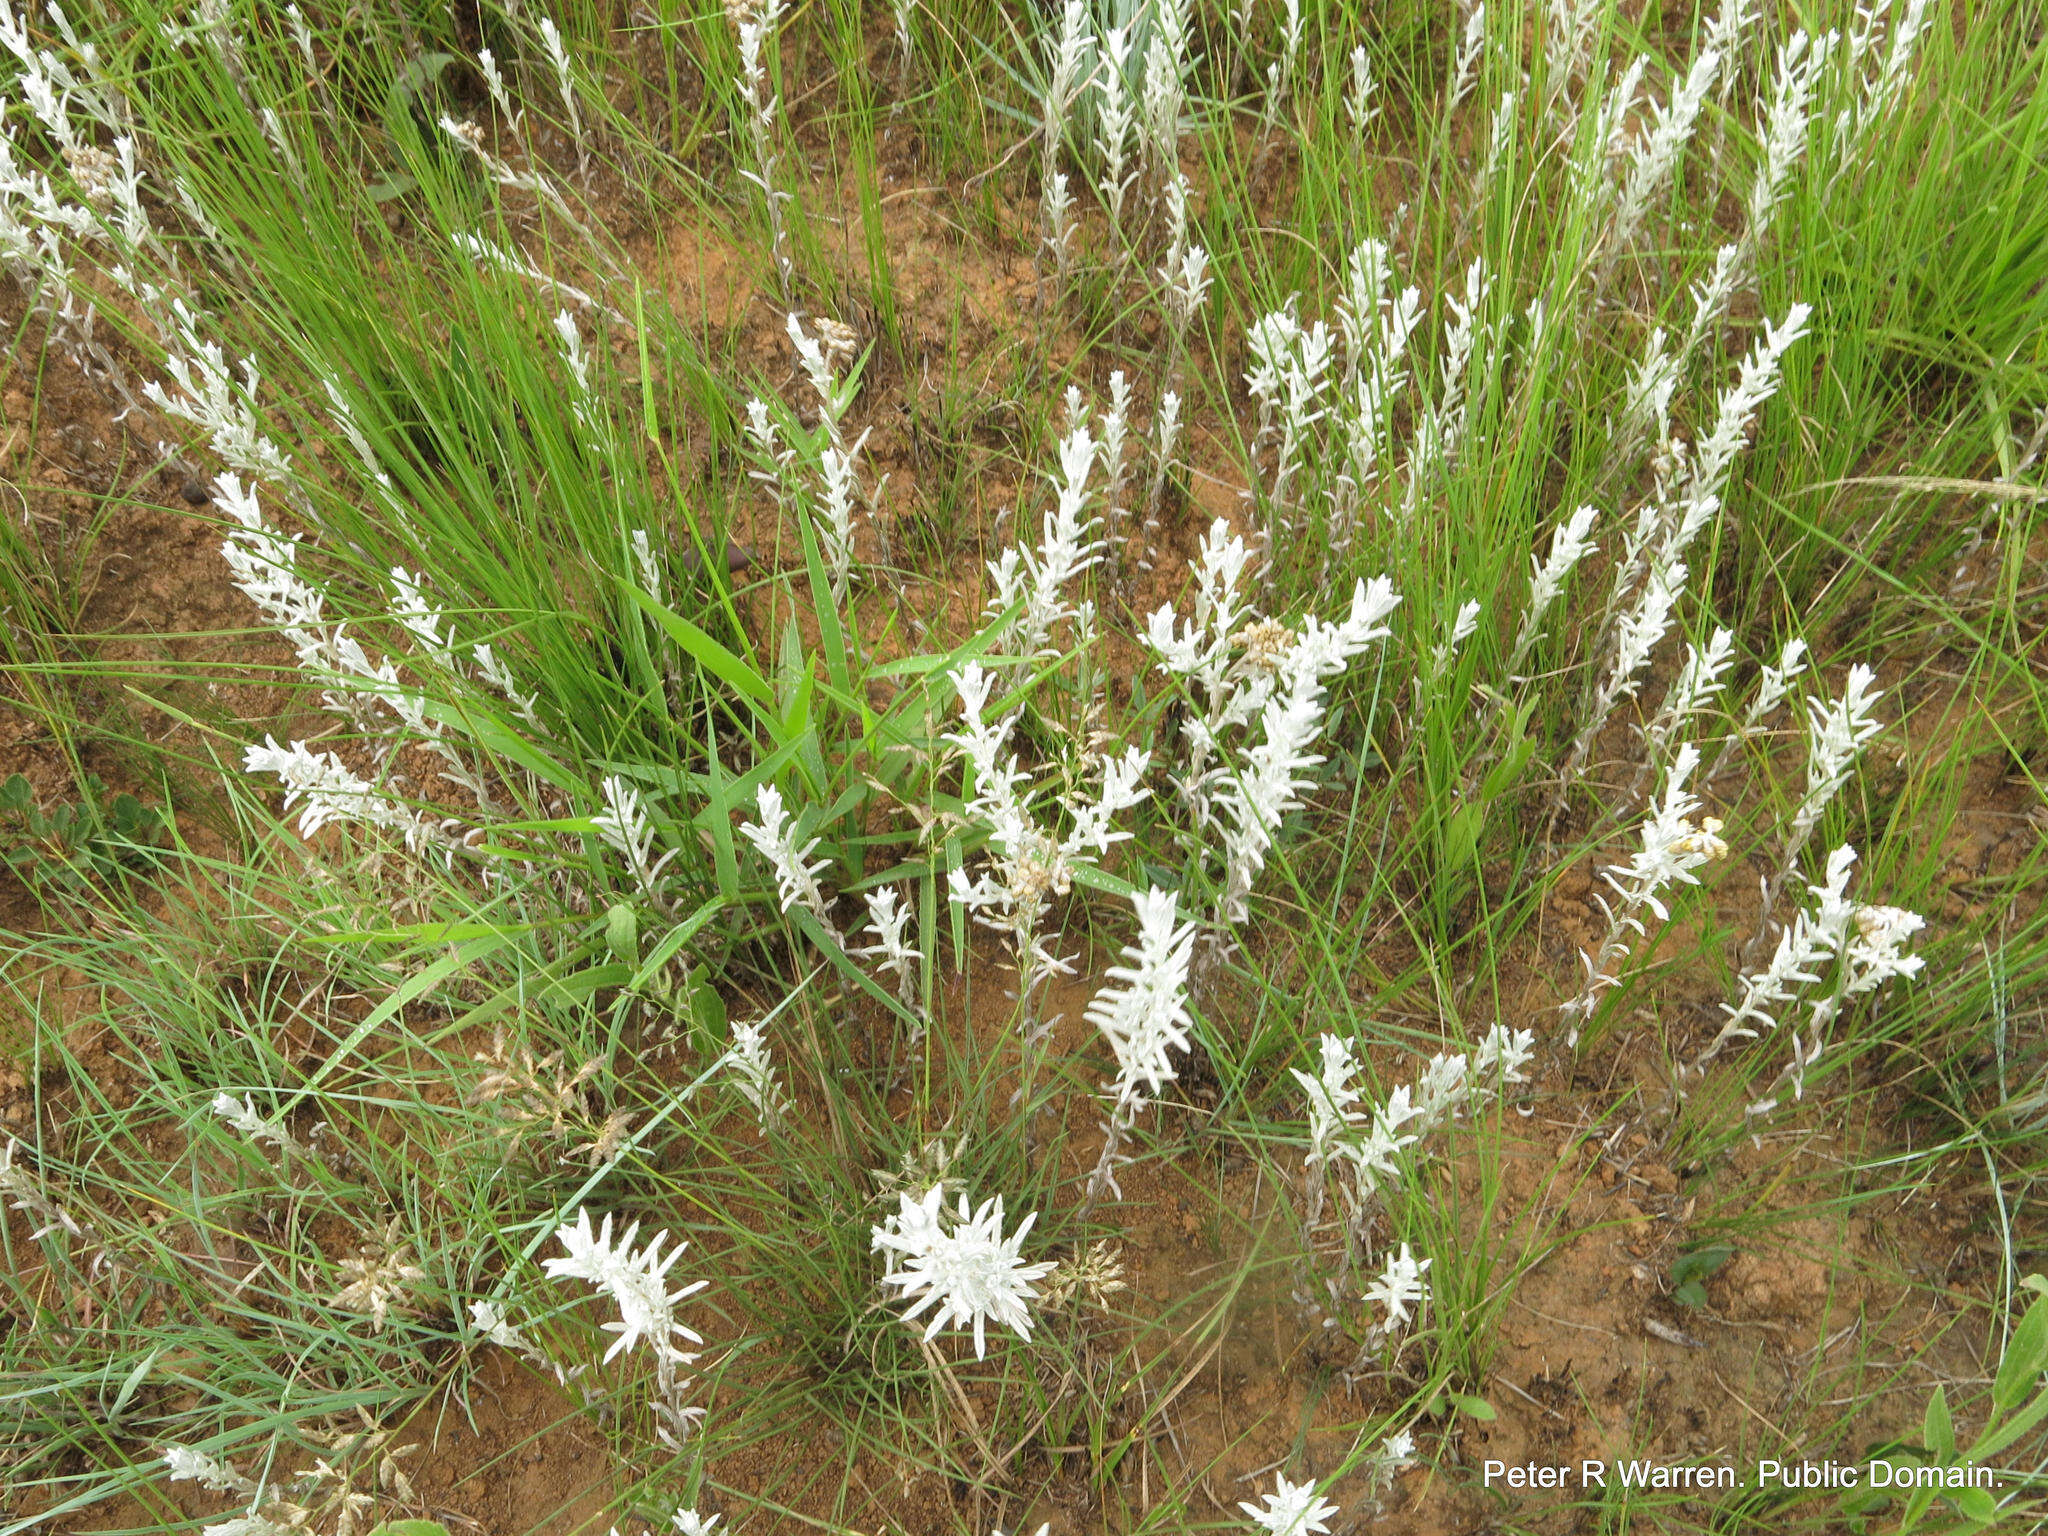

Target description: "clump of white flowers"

left=1146, top=518, right=1400, bottom=923
left=1293, top=1025, right=1534, bottom=1259
left=871, top=1185, right=1057, bottom=1359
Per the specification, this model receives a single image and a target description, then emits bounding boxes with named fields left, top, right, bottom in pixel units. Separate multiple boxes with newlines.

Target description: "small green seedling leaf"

left=1923, top=1382, right=1955, bottom=1458
left=1670, top=1244, right=1734, bottom=1309
left=1448, top=1392, right=1497, bottom=1421
left=605, top=903, right=640, bottom=966
left=1994, top=1292, right=2048, bottom=1412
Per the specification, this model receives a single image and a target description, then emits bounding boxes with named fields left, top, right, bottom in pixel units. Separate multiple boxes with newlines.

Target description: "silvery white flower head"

left=1239, top=1472, right=1340, bottom=1536
left=543, top=1208, right=707, bottom=1365
left=1364, top=1241, right=1431, bottom=1331
left=871, top=1187, right=1057, bottom=1358
left=671, top=1511, right=721, bottom=1536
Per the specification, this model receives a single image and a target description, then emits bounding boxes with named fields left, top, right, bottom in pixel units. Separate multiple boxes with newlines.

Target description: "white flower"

left=1364, top=1242, right=1432, bottom=1331
left=543, top=1209, right=707, bottom=1365
left=1290, top=1033, right=1364, bottom=1167
left=242, top=736, right=430, bottom=850
left=671, top=1512, right=722, bottom=1536
left=468, top=1298, right=534, bottom=1353
left=740, top=782, right=834, bottom=925
left=872, top=1187, right=1057, bottom=1359
left=1845, top=904, right=1925, bottom=992
left=1474, top=1024, right=1536, bottom=1085
left=721, top=1018, right=790, bottom=1133
left=1083, top=887, right=1197, bottom=1113
left=1238, top=1472, right=1340, bottom=1536
left=161, top=1444, right=255, bottom=1494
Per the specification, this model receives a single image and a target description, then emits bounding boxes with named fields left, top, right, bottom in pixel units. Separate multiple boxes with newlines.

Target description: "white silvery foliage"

left=1703, top=845, right=1859, bottom=1058
left=536, top=18, right=585, bottom=169
left=1564, top=744, right=1727, bottom=1039
left=596, top=775, right=678, bottom=893
left=1294, top=1024, right=1531, bottom=1238
left=1472, top=89, right=1515, bottom=204
left=854, top=886, right=922, bottom=1011
left=1364, top=1242, right=1431, bottom=1331
left=1600, top=744, right=1723, bottom=926
left=1445, top=2, right=1485, bottom=114
left=1347, top=45, right=1380, bottom=133
left=1088, top=890, right=1194, bottom=1093
left=1707, top=635, right=1809, bottom=781
left=1622, top=326, right=1679, bottom=447
left=1244, top=307, right=1333, bottom=526
left=1792, top=664, right=1884, bottom=843
left=1094, top=23, right=1137, bottom=235
left=1682, top=241, right=1747, bottom=366
left=1642, top=626, right=1736, bottom=763
left=722, top=1018, right=791, bottom=1133
left=871, top=1186, right=1057, bottom=1358
left=1403, top=258, right=1492, bottom=516
left=453, top=233, right=624, bottom=321
left=1140, top=0, right=1190, bottom=183
left=544, top=1208, right=707, bottom=1367
left=145, top=301, right=293, bottom=485
left=1570, top=55, right=1647, bottom=220
left=740, top=783, right=835, bottom=932
left=946, top=662, right=1150, bottom=1016
left=1611, top=46, right=1722, bottom=251
left=984, top=417, right=1102, bottom=656
left=1082, top=886, right=1197, bottom=1200
left=210, top=1093, right=302, bottom=1157
left=242, top=737, right=432, bottom=851
left=1513, top=504, right=1600, bottom=661
left=1747, top=30, right=1836, bottom=239
left=733, top=0, right=793, bottom=294
left=162, top=1444, right=259, bottom=1496
left=476, top=47, right=520, bottom=129
left=1656, top=303, right=1814, bottom=571
left=1037, top=0, right=1091, bottom=277
left=1209, top=578, right=1401, bottom=922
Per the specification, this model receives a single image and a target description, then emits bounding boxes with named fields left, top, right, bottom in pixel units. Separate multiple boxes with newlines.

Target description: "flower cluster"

left=871, top=1186, right=1056, bottom=1359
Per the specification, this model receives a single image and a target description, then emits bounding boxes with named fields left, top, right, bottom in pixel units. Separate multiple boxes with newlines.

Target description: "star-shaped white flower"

left=543, top=1208, right=707, bottom=1365
left=872, top=1187, right=1057, bottom=1359
left=1238, top=1472, right=1340, bottom=1536
left=1364, top=1242, right=1432, bottom=1331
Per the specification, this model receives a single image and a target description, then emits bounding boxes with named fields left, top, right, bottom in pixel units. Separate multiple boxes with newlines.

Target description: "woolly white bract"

left=871, top=1187, right=1057, bottom=1358
left=543, top=1209, right=707, bottom=1366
